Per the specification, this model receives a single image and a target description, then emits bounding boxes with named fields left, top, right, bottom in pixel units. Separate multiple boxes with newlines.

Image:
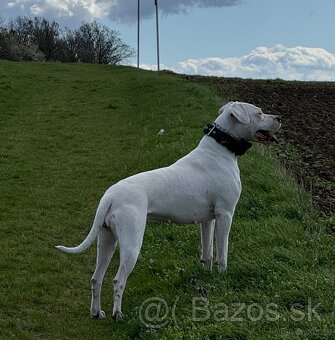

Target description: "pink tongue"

left=257, top=131, right=278, bottom=143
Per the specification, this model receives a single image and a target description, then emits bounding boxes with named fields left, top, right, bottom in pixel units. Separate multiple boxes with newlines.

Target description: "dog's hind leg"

left=112, top=209, right=146, bottom=319
left=90, top=227, right=117, bottom=319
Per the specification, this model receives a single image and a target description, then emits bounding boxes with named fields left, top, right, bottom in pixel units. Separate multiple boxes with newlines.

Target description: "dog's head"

left=215, top=101, right=282, bottom=143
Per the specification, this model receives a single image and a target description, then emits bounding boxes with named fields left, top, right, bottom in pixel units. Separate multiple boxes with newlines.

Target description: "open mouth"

left=255, top=130, right=279, bottom=144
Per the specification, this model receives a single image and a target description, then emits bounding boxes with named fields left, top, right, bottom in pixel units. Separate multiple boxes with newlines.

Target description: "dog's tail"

left=55, top=195, right=111, bottom=254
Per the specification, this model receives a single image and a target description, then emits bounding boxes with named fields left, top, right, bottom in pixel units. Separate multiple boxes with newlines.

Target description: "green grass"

left=0, top=60, right=334, bottom=339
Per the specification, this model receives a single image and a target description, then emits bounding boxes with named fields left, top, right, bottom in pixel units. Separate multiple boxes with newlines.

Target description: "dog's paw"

left=200, top=259, right=212, bottom=271
left=215, top=260, right=227, bottom=274
left=112, top=310, right=124, bottom=321
left=91, top=310, right=106, bottom=319
left=217, top=265, right=227, bottom=274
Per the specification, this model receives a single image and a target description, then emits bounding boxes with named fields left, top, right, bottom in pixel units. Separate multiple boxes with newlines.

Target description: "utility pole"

left=137, top=0, right=140, bottom=68
left=155, top=0, right=160, bottom=71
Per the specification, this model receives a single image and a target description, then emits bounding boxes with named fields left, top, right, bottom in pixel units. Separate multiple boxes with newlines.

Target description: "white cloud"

left=108, top=0, right=241, bottom=23
left=2, top=0, right=112, bottom=26
left=155, top=45, right=335, bottom=81
left=1, top=0, right=241, bottom=25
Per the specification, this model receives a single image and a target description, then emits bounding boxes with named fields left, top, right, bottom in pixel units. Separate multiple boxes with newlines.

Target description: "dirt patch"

left=184, top=75, right=335, bottom=216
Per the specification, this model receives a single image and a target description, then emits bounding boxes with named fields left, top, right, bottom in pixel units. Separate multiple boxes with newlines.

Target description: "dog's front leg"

left=200, top=220, right=215, bottom=270
left=215, top=213, right=233, bottom=273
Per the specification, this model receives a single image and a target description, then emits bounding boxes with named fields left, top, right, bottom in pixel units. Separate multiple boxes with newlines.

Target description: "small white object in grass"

left=157, top=128, right=165, bottom=136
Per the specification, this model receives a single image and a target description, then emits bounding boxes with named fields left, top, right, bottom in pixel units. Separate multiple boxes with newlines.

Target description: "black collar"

left=203, top=123, right=252, bottom=156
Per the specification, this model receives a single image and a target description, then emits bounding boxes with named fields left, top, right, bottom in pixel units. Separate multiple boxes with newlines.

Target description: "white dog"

left=56, top=101, right=281, bottom=319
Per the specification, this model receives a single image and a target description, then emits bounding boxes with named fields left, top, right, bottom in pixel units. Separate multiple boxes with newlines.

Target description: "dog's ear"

left=229, top=102, right=251, bottom=124
left=219, top=101, right=234, bottom=114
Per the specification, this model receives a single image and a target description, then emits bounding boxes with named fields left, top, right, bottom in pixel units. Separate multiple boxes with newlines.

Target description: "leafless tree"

left=0, top=16, right=134, bottom=64
left=68, top=21, right=135, bottom=64
left=9, top=16, right=60, bottom=60
left=0, top=18, right=44, bottom=61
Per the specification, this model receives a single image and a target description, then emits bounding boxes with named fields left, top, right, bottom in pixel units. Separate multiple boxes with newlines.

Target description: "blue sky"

left=2, top=0, right=335, bottom=80
left=117, top=0, right=334, bottom=63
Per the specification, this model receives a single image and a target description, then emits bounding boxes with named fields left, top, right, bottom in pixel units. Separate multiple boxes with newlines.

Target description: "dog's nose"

left=275, top=116, right=282, bottom=123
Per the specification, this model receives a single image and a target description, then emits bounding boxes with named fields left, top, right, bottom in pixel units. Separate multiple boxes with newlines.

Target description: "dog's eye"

left=258, top=112, right=262, bottom=115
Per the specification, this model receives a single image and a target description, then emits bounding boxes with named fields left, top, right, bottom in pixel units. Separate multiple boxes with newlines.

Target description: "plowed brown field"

left=185, top=75, right=335, bottom=215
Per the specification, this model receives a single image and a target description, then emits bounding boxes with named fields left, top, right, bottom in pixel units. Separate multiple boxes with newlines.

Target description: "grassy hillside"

left=0, top=60, right=334, bottom=339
